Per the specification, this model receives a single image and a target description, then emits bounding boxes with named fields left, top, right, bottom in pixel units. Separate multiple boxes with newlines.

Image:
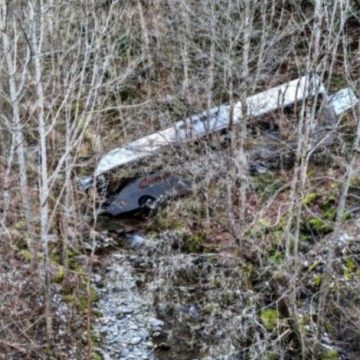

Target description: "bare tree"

left=0, top=2, right=37, bottom=267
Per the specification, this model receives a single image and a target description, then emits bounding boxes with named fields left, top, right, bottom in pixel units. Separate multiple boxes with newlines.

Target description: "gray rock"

left=148, top=317, right=164, bottom=329
left=129, top=234, right=146, bottom=247
left=156, top=342, right=171, bottom=350
left=121, top=307, right=134, bottom=314
left=93, top=242, right=155, bottom=359
left=129, top=336, right=142, bottom=345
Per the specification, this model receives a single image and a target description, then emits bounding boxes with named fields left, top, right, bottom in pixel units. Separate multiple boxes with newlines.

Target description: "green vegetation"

left=269, top=249, right=284, bottom=264
left=343, top=257, right=359, bottom=280
left=253, top=173, right=284, bottom=199
left=302, top=192, right=319, bottom=206
left=53, top=265, right=65, bottom=283
left=181, top=232, right=206, bottom=253
left=17, top=249, right=33, bottom=262
left=320, top=349, right=340, bottom=360
left=260, top=308, right=280, bottom=331
left=312, top=274, right=323, bottom=287
left=306, top=217, right=334, bottom=235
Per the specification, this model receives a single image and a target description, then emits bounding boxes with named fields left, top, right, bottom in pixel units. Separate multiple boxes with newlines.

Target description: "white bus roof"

left=94, top=74, right=329, bottom=177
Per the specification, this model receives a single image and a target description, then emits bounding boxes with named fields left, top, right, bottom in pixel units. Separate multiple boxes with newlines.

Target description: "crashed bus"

left=80, top=75, right=358, bottom=216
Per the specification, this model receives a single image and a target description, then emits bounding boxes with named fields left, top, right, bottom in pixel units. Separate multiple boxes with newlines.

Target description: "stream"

left=91, top=229, right=203, bottom=360
left=92, top=233, right=158, bottom=360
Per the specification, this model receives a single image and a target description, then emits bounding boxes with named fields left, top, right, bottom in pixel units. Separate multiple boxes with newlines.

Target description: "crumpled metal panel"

left=94, top=75, right=326, bottom=177
left=328, top=88, right=358, bottom=116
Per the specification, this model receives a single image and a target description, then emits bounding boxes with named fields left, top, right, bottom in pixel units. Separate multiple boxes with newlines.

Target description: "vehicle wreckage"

left=80, top=74, right=358, bottom=217
left=97, top=173, right=192, bottom=216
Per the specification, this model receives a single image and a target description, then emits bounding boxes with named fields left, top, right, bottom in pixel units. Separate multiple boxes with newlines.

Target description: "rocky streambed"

left=91, top=231, right=205, bottom=360
left=90, top=227, right=243, bottom=360
left=91, top=234, right=161, bottom=360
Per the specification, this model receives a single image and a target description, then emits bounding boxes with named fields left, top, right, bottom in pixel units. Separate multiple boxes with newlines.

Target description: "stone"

left=129, top=234, right=145, bottom=247
left=93, top=250, right=156, bottom=359
left=102, top=352, right=112, bottom=360
left=129, top=336, right=142, bottom=345
left=148, top=317, right=164, bottom=328
left=121, top=307, right=134, bottom=314
left=92, top=274, right=102, bottom=283
left=156, top=342, right=171, bottom=350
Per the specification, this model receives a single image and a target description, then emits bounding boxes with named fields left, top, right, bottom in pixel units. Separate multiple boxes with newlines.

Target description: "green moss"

left=62, top=247, right=84, bottom=272
left=307, top=217, right=333, bottom=234
left=68, top=248, right=80, bottom=259
left=269, top=250, right=284, bottom=264
left=91, top=352, right=103, bottom=360
left=343, top=257, right=358, bottom=280
left=91, top=288, right=100, bottom=303
left=182, top=232, right=205, bottom=253
left=253, top=174, right=284, bottom=199
left=155, top=210, right=183, bottom=231
left=308, top=260, right=322, bottom=272
left=299, top=314, right=311, bottom=327
left=322, top=206, right=336, bottom=221
left=203, top=303, right=220, bottom=314
left=320, top=197, right=337, bottom=221
left=248, top=219, right=282, bottom=241
left=260, top=308, right=280, bottom=331
left=259, top=218, right=272, bottom=229
left=17, top=249, right=32, bottom=262
left=68, top=257, right=84, bottom=273
left=93, top=309, right=102, bottom=318
left=266, top=352, right=279, bottom=360
left=302, top=192, right=319, bottom=206
left=344, top=257, right=357, bottom=271
left=53, top=266, right=65, bottom=283
left=270, top=231, right=282, bottom=246
left=277, top=217, right=287, bottom=231
left=15, top=220, right=27, bottom=231
left=342, top=210, right=352, bottom=221
left=272, top=271, right=287, bottom=283
left=307, top=168, right=316, bottom=178
left=51, top=252, right=62, bottom=265
left=245, top=227, right=261, bottom=239
left=325, top=321, right=334, bottom=333
left=329, top=73, right=347, bottom=91
left=78, top=296, right=88, bottom=312
left=320, top=349, right=340, bottom=360
left=350, top=176, right=360, bottom=186
left=223, top=291, right=234, bottom=305
left=211, top=278, right=222, bottom=288
left=90, top=330, right=102, bottom=357
left=63, top=294, right=76, bottom=304
left=244, top=263, right=255, bottom=286
left=300, top=234, right=313, bottom=242
left=312, top=274, right=323, bottom=287
left=307, top=217, right=324, bottom=230
left=63, top=293, right=91, bottom=312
